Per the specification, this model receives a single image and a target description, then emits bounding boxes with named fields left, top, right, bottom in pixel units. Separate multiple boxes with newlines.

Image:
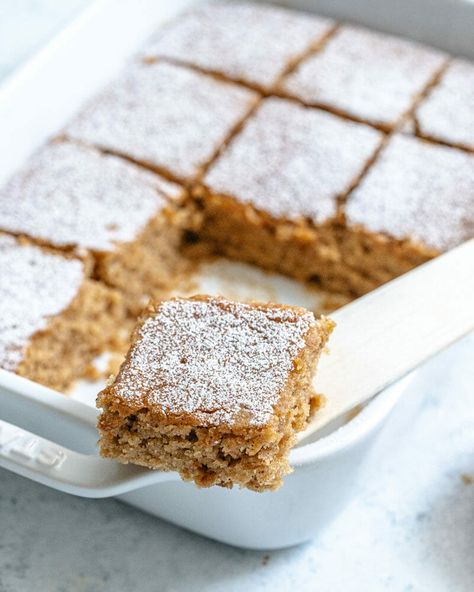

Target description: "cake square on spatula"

left=97, top=295, right=334, bottom=491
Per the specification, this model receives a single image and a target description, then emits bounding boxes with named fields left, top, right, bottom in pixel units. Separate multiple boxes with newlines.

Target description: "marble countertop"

left=0, top=3, right=473, bottom=591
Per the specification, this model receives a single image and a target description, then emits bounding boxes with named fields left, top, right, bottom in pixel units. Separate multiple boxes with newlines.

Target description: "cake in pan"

left=97, top=296, right=333, bottom=491
left=1, top=1, right=474, bottom=489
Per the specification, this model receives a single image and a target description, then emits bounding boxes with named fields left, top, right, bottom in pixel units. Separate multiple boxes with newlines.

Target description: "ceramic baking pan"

left=1, top=0, right=473, bottom=549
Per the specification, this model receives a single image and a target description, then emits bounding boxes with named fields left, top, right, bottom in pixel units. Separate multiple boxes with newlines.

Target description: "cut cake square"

left=413, top=59, right=474, bottom=152
left=342, top=134, right=474, bottom=292
left=0, top=141, right=190, bottom=316
left=97, top=295, right=334, bottom=491
left=0, top=234, right=124, bottom=391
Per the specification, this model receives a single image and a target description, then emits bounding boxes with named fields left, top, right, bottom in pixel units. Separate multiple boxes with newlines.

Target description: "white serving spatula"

left=1, top=239, right=473, bottom=496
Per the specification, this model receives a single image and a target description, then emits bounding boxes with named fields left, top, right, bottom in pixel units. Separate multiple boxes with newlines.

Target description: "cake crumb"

left=261, top=554, right=271, bottom=566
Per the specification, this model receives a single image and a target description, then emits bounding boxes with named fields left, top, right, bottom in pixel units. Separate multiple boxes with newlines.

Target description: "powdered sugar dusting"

left=204, top=97, right=382, bottom=222
left=0, top=142, right=181, bottom=252
left=415, top=59, right=474, bottom=151
left=282, top=25, right=447, bottom=128
left=111, top=297, right=316, bottom=427
left=0, top=235, right=85, bottom=371
left=345, top=135, right=474, bottom=251
left=66, top=61, right=258, bottom=182
left=143, top=2, right=334, bottom=90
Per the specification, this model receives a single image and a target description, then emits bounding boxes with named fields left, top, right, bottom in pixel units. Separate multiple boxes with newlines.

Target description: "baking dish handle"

left=0, top=418, right=173, bottom=498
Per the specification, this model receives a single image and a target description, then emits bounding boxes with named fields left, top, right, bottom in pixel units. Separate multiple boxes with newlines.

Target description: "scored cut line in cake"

left=65, top=61, right=260, bottom=183
left=142, top=2, right=336, bottom=91
left=204, top=97, right=384, bottom=224
left=280, top=25, right=448, bottom=130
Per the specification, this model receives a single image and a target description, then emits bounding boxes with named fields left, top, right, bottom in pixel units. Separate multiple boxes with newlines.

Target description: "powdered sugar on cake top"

left=0, top=142, right=180, bottom=252
left=415, top=59, right=474, bottom=151
left=345, top=135, right=474, bottom=251
left=111, top=297, right=316, bottom=427
left=142, top=2, right=334, bottom=90
left=0, top=235, right=85, bottom=371
left=281, top=25, right=447, bottom=128
left=66, top=62, right=258, bottom=182
left=204, top=97, right=383, bottom=223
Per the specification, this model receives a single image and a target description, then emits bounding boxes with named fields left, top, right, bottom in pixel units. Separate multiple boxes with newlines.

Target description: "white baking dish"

left=1, top=0, right=473, bottom=550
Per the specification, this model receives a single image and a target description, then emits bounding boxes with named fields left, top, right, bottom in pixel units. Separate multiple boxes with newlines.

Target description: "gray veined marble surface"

left=0, top=2, right=473, bottom=591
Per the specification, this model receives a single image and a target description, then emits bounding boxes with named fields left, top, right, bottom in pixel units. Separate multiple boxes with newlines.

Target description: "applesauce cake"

left=280, top=25, right=447, bottom=131
left=65, top=61, right=259, bottom=184
left=0, top=234, right=124, bottom=391
left=0, top=141, right=190, bottom=316
left=97, top=295, right=334, bottom=491
left=141, top=2, right=336, bottom=92
left=341, top=134, right=474, bottom=292
left=192, top=97, right=384, bottom=295
left=411, top=59, right=474, bottom=152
